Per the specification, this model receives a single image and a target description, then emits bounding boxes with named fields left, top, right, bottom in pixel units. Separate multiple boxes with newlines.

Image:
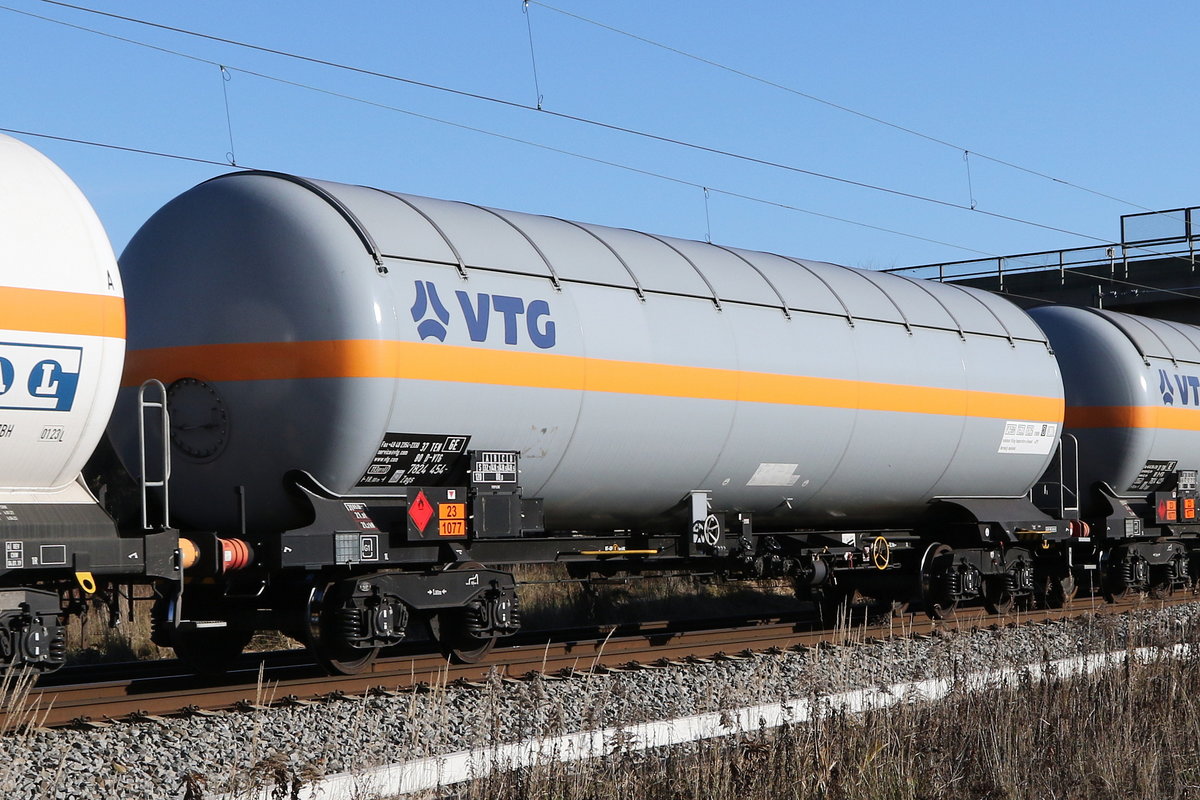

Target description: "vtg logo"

left=410, top=281, right=556, bottom=349
left=1158, top=368, right=1200, bottom=406
left=0, top=343, right=82, bottom=412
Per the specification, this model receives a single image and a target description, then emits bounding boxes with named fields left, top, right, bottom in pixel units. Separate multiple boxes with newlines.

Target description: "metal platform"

left=884, top=206, right=1200, bottom=323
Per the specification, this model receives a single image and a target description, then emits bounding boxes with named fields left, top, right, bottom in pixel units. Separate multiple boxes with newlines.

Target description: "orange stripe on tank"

left=0, top=286, right=125, bottom=339
left=123, top=339, right=1063, bottom=421
left=1066, top=405, right=1200, bottom=430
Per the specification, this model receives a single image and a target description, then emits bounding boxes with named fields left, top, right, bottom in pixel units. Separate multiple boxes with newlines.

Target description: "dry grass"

left=441, top=645, right=1200, bottom=800
left=64, top=584, right=304, bottom=665
left=513, top=564, right=799, bottom=629
left=63, top=587, right=169, bottom=664
left=0, top=667, right=61, bottom=796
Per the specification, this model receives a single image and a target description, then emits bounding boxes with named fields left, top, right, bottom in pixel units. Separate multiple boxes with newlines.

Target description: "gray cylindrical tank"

left=1029, top=306, right=1200, bottom=508
left=111, top=172, right=1065, bottom=533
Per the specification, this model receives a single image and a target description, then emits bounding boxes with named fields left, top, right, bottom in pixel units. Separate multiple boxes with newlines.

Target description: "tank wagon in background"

left=1031, top=306, right=1200, bottom=599
left=0, top=134, right=176, bottom=672
left=5, top=136, right=1200, bottom=678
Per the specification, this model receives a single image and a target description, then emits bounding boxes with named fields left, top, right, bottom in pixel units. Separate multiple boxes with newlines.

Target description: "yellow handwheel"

left=871, top=536, right=890, bottom=570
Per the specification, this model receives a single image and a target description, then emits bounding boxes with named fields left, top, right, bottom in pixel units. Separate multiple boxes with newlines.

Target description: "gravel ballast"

left=4, top=604, right=1199, bottom=799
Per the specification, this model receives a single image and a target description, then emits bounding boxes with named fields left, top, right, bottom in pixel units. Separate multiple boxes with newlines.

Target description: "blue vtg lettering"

left=1159, top=368, right=1200, bottom=407
left=410, top=281, right=556, bottom=349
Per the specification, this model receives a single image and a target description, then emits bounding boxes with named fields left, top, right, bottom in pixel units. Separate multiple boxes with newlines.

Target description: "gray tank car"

left=1030, top=306, right=1200, bottom=505
left=112, top=172, right=1064, bottom=535
left=102, top=171, right=1083, bottom=672
left=112, top=170, right=1200, bottom=675
left=1029, top=306, right=1200, bottom=596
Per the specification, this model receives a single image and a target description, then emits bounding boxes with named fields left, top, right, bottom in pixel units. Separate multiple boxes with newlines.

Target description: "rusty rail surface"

left=5, top=594, right=1191, bottom=730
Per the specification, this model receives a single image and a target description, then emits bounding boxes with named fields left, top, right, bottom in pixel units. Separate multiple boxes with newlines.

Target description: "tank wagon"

left=1030, top=306, right=1200, bottom=600
left=0, top=134, right=176, bottom=671
left=109, top=170, right=1082, bottom=673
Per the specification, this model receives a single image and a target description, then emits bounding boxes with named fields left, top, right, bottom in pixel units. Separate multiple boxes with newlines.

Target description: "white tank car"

left=0, top=134, right=125, bottom=501
left=1029, top=306, right=1200, bottom=511
left=112, top=172, right=1064, bottom=533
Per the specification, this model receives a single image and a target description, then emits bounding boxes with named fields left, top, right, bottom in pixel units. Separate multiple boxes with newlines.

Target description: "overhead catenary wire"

left=228, top=67, right=1000, bottom=256
left=526, top=0, right=1173, bottom=220
left=19, top=0, right=1128, bottom=247
left=34, top=0, right=1153, bottom=227
left=0, top=2, right=1001, bottom=257
left=0, top=125, right=240, bottom=168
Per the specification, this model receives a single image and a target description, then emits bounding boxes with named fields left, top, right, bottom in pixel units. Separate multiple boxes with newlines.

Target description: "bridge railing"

left=884, top=206, right=1200, bottom=287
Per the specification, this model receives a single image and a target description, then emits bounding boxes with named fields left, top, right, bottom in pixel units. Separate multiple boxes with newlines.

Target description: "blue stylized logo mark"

left=411, top=281, right=557, bottom=349
left=410, top=280, right=451, bottom=342
left=1160, top=368, right=1175, bottom=405
left=0, top=344, right=81, bottom=412
left=28, top=360, right=79, bottom=411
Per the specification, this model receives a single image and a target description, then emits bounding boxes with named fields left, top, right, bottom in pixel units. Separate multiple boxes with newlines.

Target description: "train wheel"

left=920, top=543, right=957, bottom=620
left=303, top=582, right=381, bottom=676
left=428, top=611, right=496, bottom=664
left=428, top=561, right=503, bottom=664
left=928, top=598, right=958, bottom=620
left=1104, top=561, right=1142, bottom=604
left=983, top=582, right=1014, bottom=615
left=985, top=550, right=1035, bottom=615
left=1040, top=574, right=1077, bottom=609
left=1149, top=565, right=1175, bottom=600
left=1106, top=585, right=1144, bottom=603
left=312, top=644, right=379, bottom=676
left=1104, top=570, right=1147, bottom=602
left=1104, top=550, right=1149, bottom=602
left=867, top=596, right=910, bottom=625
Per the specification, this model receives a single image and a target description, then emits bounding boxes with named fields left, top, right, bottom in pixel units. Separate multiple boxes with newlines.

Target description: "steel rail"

left=6, top=594, right=1193, bottom=730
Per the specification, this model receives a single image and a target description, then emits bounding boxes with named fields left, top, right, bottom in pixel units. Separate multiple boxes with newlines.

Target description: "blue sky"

left=5, top=1, right=1197, bottom=270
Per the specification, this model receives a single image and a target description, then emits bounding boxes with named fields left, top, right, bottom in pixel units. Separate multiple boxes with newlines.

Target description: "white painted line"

left=221, top=643, right=1193, bottom=800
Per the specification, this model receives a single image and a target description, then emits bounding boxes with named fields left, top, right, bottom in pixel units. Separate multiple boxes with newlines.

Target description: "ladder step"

left=177, top=620, right=229, bottom=631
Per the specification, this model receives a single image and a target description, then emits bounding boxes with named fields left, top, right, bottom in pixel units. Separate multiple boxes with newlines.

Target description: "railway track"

left=6, top=594, right=1191, bottom=730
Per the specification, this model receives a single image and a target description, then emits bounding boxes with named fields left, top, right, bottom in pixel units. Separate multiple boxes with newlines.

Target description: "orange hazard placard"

left=438, top=503, right=467, bottom=537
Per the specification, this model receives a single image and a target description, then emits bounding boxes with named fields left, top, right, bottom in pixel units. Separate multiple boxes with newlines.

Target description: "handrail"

left=884, top=204, right=1200, bottom=286
left=137, top=379, right=171, bottom=531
